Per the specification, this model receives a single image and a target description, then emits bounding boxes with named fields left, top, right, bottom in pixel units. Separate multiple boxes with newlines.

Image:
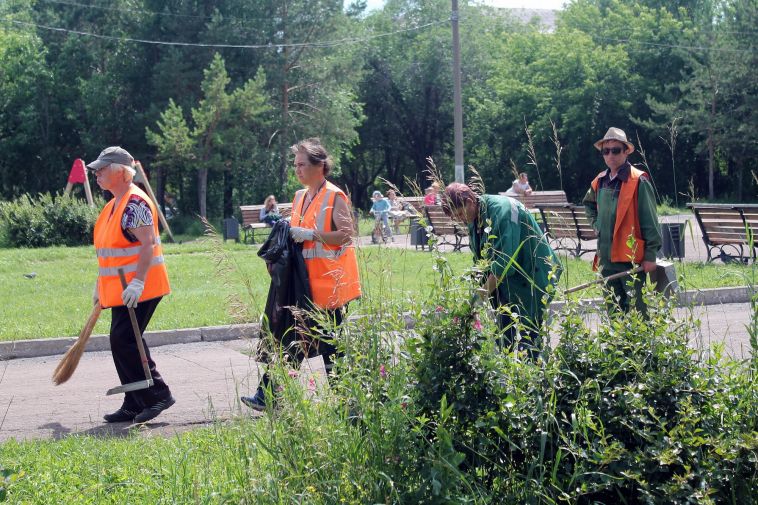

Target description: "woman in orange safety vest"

left=88, top=146, right=175, bottom=424
left=241, top=138, right=361, bottom=411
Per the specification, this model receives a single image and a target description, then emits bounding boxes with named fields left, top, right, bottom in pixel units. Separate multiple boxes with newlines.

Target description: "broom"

left=52, top=302, right=102, bottom=385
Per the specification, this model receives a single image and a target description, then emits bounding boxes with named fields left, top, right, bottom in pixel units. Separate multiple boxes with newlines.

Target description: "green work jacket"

left=469, top=195, right=562, bottom=324
left=583, top=163, right=661, bottom=271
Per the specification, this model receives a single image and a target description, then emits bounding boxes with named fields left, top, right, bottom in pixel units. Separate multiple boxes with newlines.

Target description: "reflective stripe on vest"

left=99, top=255, right=166, bottom=276
left=97, top=237, right=162, bottom=258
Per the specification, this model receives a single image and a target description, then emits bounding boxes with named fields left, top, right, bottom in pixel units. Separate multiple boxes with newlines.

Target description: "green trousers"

left=601, top=262, right=647, bottom=315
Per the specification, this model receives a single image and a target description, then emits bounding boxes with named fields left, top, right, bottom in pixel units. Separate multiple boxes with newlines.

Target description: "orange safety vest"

left=292, top=181, right=361, bottom=310
left=93, top=185, right=171, bottom=308
left=591, top=166, right=646, bottom=264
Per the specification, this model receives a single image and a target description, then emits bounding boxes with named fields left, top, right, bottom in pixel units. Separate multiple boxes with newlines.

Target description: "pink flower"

left=452, top=316, right=460, bottom=324
left=288, top=370, right=299, bottom=378
left=308, top=376, right=316, bottom=391
left=379, top=364, right=387, bottom=379
left=473, top=318, right=483, bottom=332
left=435, top=306, right=445, bottom=313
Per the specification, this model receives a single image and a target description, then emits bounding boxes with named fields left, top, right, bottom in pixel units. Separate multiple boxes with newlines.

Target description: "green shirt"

left=583, top=162, right=662, bottom=269
left=469, top=195, right=562, bottom=324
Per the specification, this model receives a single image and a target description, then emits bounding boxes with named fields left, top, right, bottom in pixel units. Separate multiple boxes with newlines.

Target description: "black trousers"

left=109, top=297, right=172, bottom=411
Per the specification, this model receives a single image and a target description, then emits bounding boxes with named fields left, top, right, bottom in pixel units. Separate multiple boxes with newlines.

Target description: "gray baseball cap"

left=86, top=146, right=134, bottom=171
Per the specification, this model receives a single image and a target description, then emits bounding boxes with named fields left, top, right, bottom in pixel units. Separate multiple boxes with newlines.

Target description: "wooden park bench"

left=535, top=204, right=597, bottom=258
left=424, top=204, right=469, bottom=252
left=687, top=203, right=758, bottom=263
left=239, top=203, right=292, bottom=243
left=499, top=190, right=569, bottom=209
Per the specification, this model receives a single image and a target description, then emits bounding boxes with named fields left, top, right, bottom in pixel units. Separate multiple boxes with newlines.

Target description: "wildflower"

left=452, top=316, right=460, bottom=324
left=379, top=364, right=387, bottom=379
left=473, top=318, right=483, bottom=332
left=435, top=305, right=444, bottom=313
left=308, top=376, right=316, bottom=391
left=288, top=370, right=299, bottom=378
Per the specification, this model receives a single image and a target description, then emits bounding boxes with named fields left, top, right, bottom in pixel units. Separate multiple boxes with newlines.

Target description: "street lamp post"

left=451, top=0, right=464, bottom=183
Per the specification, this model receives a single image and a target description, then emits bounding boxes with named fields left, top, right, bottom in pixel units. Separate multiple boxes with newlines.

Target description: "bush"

left=0, top=193, right=102, bottom=248
left=405, top=275, right=758, bottom=503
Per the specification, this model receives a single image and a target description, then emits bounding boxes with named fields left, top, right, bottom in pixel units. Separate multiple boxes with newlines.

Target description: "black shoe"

left=103, top=407, right=138, bottom=423
left=134, top=396, right=175, bottom=423
left=240, top=387, right=266, bottom=411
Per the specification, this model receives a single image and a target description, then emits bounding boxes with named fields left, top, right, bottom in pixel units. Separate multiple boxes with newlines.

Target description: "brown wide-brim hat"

left=593, top=127, right=635, bottom=153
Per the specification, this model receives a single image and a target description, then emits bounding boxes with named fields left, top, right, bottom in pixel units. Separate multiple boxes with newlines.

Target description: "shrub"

left=407, top=274, right=758, bottom=503
left=0, top=193, right=101, bottom=248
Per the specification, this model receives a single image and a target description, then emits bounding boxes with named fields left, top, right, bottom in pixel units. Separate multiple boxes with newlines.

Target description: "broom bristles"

left=52, top=303, right=102, bottom=385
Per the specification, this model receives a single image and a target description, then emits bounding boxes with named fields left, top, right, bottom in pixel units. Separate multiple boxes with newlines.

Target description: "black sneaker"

left=134, top=396, right=175, bottom=423
left=103, top=407, right=138, bottom=423
left=240, top=387, right=266, bottom=411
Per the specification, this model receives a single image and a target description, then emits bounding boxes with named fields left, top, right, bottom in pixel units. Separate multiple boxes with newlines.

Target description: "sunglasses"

left=602, top=147, right=625, bottom=156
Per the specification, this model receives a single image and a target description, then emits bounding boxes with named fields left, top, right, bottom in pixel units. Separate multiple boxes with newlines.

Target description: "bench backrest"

left=239, top=203, right=293, bottom=226
left=400, top=196, right=425, bottom=214
left=425, top=205, right=466, bottom=237
left=688, top=203, right=758, bottom=245
left=536, top=204, right=597, bottom=240
left=498, top=190, right=569, bottom=209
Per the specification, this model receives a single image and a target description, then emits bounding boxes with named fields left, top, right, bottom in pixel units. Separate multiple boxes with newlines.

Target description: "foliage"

left=0, top=193, right=101, bottom=248
left=1, top=241, right=757, bottom=503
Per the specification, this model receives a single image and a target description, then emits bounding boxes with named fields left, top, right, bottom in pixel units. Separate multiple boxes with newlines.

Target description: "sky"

left=363, top=0, right=566, bottom=11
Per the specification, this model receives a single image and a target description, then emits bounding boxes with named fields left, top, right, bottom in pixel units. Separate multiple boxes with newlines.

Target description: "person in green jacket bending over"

left=582, top=127, right=662, bottom=314
left=443, top=182, right=562, bottom=359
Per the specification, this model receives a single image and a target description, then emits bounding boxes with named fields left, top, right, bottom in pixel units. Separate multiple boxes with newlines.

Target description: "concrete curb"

left=548, top=285, right=755, bottom=312
left=0, top=323, right=259, bottom=361
left=1, top=286, right=753, bottom=361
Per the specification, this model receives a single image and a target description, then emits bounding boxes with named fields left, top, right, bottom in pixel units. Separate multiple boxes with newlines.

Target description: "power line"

left=1, top=17, right=449, bottom=50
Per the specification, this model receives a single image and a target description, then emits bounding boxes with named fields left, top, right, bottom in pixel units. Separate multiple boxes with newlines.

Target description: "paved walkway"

left=0, top=302, right=752, bottom=443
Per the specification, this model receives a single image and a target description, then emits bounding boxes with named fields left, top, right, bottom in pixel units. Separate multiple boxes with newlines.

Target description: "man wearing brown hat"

left=582, top=128, right=661, bottom=313
left=88, top=146, right=175, bottom=423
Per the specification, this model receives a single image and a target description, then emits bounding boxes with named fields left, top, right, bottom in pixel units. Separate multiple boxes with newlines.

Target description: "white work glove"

left=121, top=278, right=145, bottom=308
left=290, top=227, right=315, bottom=243
left=92, top=280, right=100, bottom=306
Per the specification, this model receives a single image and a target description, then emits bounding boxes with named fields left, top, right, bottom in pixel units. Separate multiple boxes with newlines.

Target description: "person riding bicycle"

left=369, top=190, right=392, bottom=244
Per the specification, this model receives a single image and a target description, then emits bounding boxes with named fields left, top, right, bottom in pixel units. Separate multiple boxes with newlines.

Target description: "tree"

left=147, top=55, right=273, bottom=218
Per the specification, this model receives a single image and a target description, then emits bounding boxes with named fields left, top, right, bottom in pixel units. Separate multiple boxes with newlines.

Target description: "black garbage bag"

left=256, top=219, right=313, bottom=363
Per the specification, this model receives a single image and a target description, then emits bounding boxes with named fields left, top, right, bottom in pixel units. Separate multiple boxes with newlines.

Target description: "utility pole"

left=451, top=0, right=464, bottom=183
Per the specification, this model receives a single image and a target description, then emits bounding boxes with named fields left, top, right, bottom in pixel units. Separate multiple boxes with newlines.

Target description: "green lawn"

left=0, top=237, right=752, bottom=341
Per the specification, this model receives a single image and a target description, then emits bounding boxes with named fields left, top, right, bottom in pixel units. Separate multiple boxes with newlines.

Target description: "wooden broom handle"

left=118, top=269, right=153, bottom=383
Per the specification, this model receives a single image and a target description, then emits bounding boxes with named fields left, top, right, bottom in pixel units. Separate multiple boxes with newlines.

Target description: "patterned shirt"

left=121, top=195, right=154, bottom=242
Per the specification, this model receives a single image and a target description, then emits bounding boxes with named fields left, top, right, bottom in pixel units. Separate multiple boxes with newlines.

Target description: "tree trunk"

left=197, top=167, right=208, bottom=218
left=223, top=169, right=233, bottom=218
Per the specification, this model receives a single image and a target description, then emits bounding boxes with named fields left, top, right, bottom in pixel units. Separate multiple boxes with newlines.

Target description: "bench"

left=535, top=204, right=597, bottom=258
left=499, top=190, right=569, bottom=209
left=687, top=203, right=758, bottom=263
left=424, top=204, right=469, bottom=252
left=239, top=203, right=292, bottom=243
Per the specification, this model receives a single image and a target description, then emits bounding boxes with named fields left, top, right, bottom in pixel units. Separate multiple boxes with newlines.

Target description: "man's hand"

left=642, top=260, right=657, bottom=273
left=93, top=280, right=100, bottom=306
left=121, top=278, right=145, bottom=308
left=290, top=227, right=314, bottom=243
